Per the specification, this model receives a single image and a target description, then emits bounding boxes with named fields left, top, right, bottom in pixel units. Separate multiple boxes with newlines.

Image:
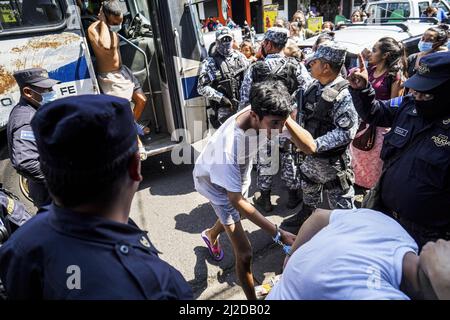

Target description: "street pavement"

left=130, top=147, right=300, bottom=300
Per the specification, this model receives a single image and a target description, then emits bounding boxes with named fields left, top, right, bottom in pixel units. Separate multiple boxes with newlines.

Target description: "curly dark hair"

left=250, top=81, right=294, bottom=120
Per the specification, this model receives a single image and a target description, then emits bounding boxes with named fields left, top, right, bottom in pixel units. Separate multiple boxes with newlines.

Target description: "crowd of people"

left=195, top=8, right=450, bottom=300
left=0, top=1, right=449, bottom=301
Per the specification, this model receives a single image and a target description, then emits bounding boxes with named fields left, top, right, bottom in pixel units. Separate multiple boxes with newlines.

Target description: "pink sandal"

left=201, top=229, right=224, bottom=261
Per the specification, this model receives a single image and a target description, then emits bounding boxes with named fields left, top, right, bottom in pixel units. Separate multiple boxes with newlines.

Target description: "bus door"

left=148, top=0, right=209, bottom=147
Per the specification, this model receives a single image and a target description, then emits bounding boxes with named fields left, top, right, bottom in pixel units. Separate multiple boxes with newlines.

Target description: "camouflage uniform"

left=239, top=54, right=312, bottom=109
left=256, top=137, right=301, bottom=192
left=299, top=44, right=358, bottom=210
left=197, top=27, right=249, bottom=127
left=243, top=28, right=312, bottom=200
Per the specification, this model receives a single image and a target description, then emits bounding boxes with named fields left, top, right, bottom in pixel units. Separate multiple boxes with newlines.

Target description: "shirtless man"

left=88, top=0, right=148, bottom=133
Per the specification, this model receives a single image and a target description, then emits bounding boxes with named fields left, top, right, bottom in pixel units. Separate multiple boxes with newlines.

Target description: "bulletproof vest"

left=302, top=79, right=349, bottom=157
left=252, top=57, right=300, bottom=95
left=211, top=52, right=247, bottom=102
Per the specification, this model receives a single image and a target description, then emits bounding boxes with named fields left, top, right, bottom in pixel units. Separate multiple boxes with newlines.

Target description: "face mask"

left=109, top=24, right=122, bottom=33
left=418, top=40, right=433, bottom=52
left=40, top=91, right=58, bottom=106
left=83, top=0, right=89, bottom=9
left=29, top=88, right=57, bottom=106
left=414, top=90, right=450, bottom=120
left=217, top=39, right=233, bottom=56
left=415, top=99, right=437, bottom=119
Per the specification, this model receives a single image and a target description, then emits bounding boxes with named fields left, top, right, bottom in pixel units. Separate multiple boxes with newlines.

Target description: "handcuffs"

left=272, top=224, right=292, bottom=256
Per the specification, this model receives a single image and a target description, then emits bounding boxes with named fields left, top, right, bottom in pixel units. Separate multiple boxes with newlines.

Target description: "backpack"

left=251, top=58, right=300, bottom=94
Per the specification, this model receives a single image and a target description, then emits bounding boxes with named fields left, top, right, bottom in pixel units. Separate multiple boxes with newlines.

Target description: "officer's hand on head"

left=280, top=228, right=296, bottom=246
left=221, top=96, right=233, bottom=109
left=348, top=54, right=369, bottom=90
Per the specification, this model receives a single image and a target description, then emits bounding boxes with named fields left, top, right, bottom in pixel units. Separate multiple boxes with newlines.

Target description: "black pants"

left=392, top=213, right=450, bottom=250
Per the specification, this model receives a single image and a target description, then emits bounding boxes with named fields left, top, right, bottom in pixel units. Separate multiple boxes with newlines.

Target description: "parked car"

left=366, top=0, right=450, bottom=23
left=298, top=19, right=441, bottom=70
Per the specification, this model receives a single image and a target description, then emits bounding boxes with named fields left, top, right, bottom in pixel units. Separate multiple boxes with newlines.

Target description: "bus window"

left=0, top=0, right=64, bottom=31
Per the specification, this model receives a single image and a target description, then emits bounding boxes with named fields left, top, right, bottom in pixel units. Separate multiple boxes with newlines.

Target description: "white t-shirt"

left=193, top=107, right=258, bottom=205
left=267, top=209, right=418, bottom=300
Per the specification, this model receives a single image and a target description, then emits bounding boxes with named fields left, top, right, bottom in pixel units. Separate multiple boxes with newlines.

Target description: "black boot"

left=286, top=189, right=302, bottom=209
left=281, top=204, right=313, bottom=230
left=253, top=190, right=273, bottom=212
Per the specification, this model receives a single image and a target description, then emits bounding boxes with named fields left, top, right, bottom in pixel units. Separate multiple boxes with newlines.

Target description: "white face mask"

left=109, top=24, right=122, bottom=33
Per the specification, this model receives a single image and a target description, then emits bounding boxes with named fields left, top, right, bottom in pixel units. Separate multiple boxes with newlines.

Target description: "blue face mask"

left=109, top=24, right=122, bottom=33
left=29, top=88, right=57, bottom=106
left=418, top=40, right=433, bottom=52
left=40, top=91, right=57, bottom=105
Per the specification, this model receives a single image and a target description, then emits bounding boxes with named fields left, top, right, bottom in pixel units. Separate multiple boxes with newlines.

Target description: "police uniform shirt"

left=6, top=98, right=45, bottom=182
left=305, top=77, right=359, bottom=153
left=0, top=204, right=193, bottom=299
left=239, top=53, right=313, bottom=109
left=197, top=51, right=249, bottom=103
left=351, top=87, right=450, bottom=228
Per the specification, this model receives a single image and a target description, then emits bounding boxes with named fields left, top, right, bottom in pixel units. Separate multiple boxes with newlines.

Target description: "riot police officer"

left=0, top=95, right=193, bottom=299
left=7, top=68, right=59, bottom=208
left=197, top=27, right=249, bottom=128
left=348, top=52, right=450, bottom=249
left=240, top=27, right=312, bottom=212
left=283, top=43, right=359, bottom=228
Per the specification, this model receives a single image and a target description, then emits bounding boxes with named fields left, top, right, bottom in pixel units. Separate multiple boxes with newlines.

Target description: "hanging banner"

left=307, top=16, right=323, bottom=33
left=263, top=4, right=279, bottom=32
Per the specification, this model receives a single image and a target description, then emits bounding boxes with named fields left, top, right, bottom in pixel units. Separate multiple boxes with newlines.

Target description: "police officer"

left=283, top=43, right=358, bottom=228
left=241, top=27, right=312, bottom=212
left=348, top=52, right=450, bottom=249
left=197, top=27, right=249, bottom=128
left=7, top=68, right=59, bottom=208
left=0, top=95, right=193, bottom=299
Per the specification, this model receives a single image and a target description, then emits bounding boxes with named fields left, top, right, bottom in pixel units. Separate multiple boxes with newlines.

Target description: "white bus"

left=0, top=0, right=210, bottom=207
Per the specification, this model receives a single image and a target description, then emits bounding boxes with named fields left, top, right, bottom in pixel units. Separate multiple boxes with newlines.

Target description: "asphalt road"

left=130, top=148, right=301, bottom=299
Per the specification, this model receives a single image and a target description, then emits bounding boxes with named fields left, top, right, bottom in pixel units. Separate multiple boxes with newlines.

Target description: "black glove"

left=221, top=96, right=233, bottom=109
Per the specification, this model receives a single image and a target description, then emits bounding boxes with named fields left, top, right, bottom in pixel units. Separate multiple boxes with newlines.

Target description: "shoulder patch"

left=389, top=96, right=403, bottom=108
left=336, top=113, right=354, bottom=130
left=20, top=130, right=35, bottom=142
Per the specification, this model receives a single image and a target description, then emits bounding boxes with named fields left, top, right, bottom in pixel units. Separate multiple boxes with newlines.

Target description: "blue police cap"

left=264, top=27, right=289, bottom=46
left=216, top=27, right=233, bottom=41
left=404, top=52, right=450, bottom=92
left=13, top=67, right=60, bottom=89
left=31, top=94, right=138, bottom=172
left=306, top=42, right=347, bottom=67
